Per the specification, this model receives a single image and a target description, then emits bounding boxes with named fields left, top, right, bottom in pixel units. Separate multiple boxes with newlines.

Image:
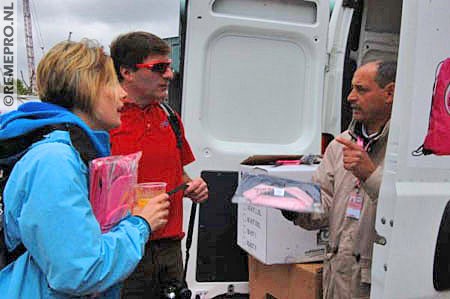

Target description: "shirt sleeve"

left=294, top=140, right=337, bottom=230
left=10, top=142, right=149, bottom=296
left=361, top=164, right=383, bottom=202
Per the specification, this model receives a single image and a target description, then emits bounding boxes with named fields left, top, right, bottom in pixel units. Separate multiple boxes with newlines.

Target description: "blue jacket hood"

left=0, top=102, right=110, bottom=157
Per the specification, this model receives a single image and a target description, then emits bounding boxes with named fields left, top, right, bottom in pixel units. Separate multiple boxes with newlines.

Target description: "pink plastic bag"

left=233, top=173, right=323, bottom=213
left=89, top=152, right=142, bottom=232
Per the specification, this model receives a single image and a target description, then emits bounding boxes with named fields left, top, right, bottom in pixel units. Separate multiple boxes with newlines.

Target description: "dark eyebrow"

left=352, top=84, right=368, bottom=92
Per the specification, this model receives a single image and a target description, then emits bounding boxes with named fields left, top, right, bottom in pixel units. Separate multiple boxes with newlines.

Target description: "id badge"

left=345, top=192, right=363, bottom=220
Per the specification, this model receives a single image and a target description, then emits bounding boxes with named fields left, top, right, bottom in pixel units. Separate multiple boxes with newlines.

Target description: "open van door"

left=372, top=0, right=450, bottom=298
left=179, top=0, right=354, bottom=297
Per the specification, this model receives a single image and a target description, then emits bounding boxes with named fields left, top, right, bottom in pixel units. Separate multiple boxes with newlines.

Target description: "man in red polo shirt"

left=109, top=31, right=208, bottom=298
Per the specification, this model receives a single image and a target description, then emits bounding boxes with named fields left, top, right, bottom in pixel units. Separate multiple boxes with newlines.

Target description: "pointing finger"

left=335, top=136, right=362, bottom=150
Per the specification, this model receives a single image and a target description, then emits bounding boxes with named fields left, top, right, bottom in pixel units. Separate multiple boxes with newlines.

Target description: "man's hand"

left=184, top=178, right=208, bottom=203
left=335, top=136, right=376, bottom=181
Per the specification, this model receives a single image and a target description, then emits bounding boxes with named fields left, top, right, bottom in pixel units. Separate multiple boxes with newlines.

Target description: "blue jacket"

left=0, top=102, right=150, bottom=298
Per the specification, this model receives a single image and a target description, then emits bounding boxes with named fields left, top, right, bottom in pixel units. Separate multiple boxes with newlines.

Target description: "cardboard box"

left=237, top=155, right=326, bottom=264
left=248, top=255, right=323, bottom=299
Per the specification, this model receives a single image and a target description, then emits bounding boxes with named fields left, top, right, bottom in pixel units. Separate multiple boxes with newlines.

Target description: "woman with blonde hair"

left=0, top=39, right=170, bottom=298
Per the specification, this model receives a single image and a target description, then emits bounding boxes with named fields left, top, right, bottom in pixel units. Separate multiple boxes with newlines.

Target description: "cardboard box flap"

left=241, top=155, right=302, bottom=166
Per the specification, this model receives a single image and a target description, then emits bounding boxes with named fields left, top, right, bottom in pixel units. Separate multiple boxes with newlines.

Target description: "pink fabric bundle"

left=233, top=173, right=322, bottom=213
left=243, top=183, right=314, bottom=212
left=89, top=152, right=142, bottom=232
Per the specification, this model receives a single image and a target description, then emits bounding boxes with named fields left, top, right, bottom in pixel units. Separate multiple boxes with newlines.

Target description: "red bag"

left=414, top=58, right=450, bottom=156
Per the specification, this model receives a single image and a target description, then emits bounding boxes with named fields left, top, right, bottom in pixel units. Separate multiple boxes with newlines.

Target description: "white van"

left=178, top=0, right=450, bottom=298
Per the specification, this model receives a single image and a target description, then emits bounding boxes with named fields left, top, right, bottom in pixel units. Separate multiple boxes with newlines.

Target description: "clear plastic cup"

left=134, top=182, right=167, bottom=209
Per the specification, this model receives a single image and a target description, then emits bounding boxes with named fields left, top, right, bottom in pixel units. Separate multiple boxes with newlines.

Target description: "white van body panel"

left=356, top=0, right=401, bottom=66
left=180, top=0, right=450, bottom=298
left=181, top=0, right=332, bottom=297
left=372, top=0, right=450, bottom=298
left=181, top=0, right=328, bottom=172
left=322, top=0, right=354, bottom=137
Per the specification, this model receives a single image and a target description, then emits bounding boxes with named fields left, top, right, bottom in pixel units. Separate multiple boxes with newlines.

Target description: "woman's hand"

left=133, top=193, right=170, bottom=232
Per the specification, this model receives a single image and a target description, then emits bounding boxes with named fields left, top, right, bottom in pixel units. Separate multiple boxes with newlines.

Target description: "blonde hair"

left=37, top=39, right=118, bottom=114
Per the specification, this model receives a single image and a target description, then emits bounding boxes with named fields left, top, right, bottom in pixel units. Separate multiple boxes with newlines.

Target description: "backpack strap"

left=0, top=123, right=96, bottom=166
left=64, top=125, right=98, bottom=165
left=411, top=145, right=433, bottom=156
left=0, top=123, right=96, bottom=269
left=0, top=124, right=70, bottom=160
left=159, top=102, right=183, bottom=150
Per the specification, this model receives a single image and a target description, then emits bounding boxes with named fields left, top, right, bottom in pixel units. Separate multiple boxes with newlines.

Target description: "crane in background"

left=23, top=0, right=36, bottom=93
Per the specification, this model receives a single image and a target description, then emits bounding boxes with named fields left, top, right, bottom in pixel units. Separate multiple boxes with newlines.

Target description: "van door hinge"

left=342, top=0, right=360, bottom=9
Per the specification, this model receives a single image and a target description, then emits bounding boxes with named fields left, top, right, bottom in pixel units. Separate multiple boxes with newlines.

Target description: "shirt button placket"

left=145, top=121, right=151, bottom=135
left=143, top=110, right=151, bottom=134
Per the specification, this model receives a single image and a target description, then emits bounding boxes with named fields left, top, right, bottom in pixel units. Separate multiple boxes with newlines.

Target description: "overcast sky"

left=16, top=0, right=180, bottom=87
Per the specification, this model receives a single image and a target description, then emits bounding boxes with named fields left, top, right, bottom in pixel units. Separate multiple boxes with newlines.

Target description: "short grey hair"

left=374, top=60, right=397, bottom=88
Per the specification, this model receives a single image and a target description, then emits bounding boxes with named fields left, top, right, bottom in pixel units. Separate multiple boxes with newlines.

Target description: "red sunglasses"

left=136, top=59, right=172, bottom=74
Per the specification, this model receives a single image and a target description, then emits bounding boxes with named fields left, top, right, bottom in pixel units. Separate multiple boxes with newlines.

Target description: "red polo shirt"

left=110, top=101, right=195, bottom=240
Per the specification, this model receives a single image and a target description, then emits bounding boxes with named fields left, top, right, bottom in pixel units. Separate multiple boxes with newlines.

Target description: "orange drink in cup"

left=134, top=182, right=167, bottom=209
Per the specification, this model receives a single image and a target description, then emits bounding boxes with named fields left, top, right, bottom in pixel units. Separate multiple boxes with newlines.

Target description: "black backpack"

left=0, top=123, right=97, bottom=270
